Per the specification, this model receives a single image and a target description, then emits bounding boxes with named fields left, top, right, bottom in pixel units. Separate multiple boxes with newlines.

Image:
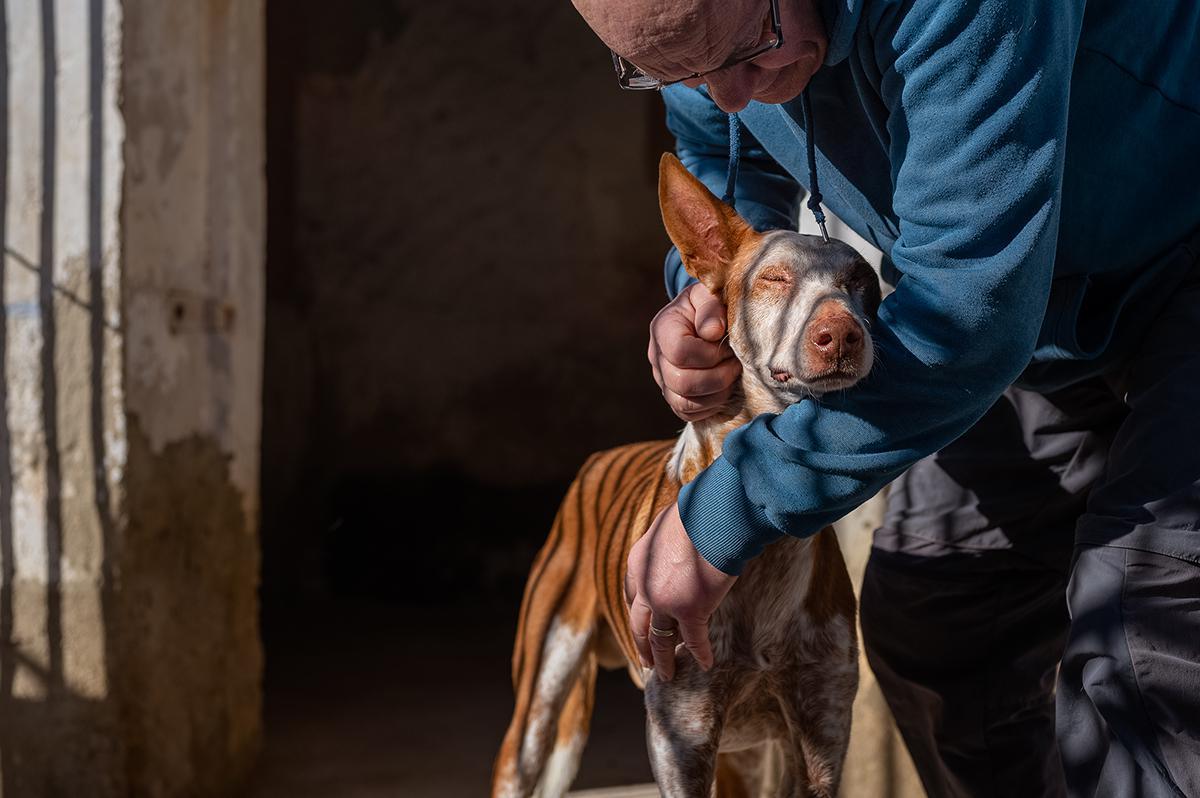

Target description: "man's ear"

left=658, top=153, right=755, bottom=294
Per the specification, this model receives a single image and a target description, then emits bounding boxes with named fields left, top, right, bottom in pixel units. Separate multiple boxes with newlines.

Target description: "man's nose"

left=705, top=66, right=756, bottom=112
left=805, top=302, right=864, bottom=363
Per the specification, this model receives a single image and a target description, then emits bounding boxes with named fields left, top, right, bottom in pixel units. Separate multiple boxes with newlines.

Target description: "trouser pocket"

left=1058, top=544, right=1199, bottom=798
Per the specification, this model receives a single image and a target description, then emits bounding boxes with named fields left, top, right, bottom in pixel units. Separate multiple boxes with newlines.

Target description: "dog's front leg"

left=644, top=657, right=729, bottom=797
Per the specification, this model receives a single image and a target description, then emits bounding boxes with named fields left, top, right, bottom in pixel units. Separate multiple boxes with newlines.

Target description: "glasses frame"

left=612, top=0, right=784, bottom=91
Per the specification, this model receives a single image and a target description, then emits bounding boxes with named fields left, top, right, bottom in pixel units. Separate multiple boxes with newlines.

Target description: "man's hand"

left=625, top=503, right=738, bottom=681
left=649, top=282, right=742, bottom=421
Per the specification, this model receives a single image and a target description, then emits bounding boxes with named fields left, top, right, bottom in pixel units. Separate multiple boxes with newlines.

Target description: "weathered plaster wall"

left=0, top=0, right=264, bottom=795
left=0, top=0, right=127, bottom=793
left=118, top=1, right=264, bottom=789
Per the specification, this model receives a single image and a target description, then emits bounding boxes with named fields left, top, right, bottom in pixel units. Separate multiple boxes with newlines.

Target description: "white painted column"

left=0, top=1, right=265, bottom=794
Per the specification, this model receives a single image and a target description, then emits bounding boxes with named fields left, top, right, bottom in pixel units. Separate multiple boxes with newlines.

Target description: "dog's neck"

left=667, top=365, right=790, bottom=486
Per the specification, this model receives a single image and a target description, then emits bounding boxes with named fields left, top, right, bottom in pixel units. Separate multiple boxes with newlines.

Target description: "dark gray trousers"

left=861, top=260, right=1200, bottom=797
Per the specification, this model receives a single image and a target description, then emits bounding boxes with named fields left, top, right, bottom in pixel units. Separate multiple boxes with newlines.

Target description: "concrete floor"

left=248, top=597, right=654, bottom=797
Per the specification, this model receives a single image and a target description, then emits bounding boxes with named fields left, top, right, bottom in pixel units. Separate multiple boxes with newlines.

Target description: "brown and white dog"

left=492, top=154, right=882, bottom=798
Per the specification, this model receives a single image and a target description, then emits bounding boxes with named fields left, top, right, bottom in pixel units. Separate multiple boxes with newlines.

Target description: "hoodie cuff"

left=677, top=456, right=784, bottom=576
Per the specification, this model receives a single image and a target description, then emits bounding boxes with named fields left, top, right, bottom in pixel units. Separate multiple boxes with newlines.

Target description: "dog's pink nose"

left=805, top=302, right=864, bottom=366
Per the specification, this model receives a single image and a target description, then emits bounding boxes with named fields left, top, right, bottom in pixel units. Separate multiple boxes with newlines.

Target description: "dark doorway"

left=255, top=1, right=677, bottom=794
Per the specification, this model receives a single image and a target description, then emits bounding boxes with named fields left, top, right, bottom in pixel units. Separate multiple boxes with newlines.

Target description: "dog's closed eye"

left=758, top=268, right=791, bottom=283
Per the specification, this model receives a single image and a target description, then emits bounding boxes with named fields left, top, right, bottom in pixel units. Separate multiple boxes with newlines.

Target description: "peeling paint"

left=113, top=418, right=262, bottom=797
left=0, top=0, right=262, bottom=795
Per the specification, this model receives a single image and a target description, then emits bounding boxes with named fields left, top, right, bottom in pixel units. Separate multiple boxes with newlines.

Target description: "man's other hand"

left=648, top=282, right=741, bottom=421
left=625, top=503, right=738, bottom=681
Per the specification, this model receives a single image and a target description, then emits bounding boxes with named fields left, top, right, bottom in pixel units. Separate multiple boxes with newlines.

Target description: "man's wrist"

left=677, top=457, right=783, bottom=576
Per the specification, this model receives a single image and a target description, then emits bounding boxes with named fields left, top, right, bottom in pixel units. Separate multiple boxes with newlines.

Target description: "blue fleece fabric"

left=669, top=0, right=1200, bottom=575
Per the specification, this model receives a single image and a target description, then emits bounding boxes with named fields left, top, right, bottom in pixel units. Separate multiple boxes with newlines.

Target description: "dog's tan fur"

left=492, top=155, right=881, bottom=798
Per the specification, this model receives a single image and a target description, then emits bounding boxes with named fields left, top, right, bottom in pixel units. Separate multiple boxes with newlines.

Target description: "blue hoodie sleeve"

left=661, top=85, right=803, bottom=298
left=678, top=0, right=1084, bottom=574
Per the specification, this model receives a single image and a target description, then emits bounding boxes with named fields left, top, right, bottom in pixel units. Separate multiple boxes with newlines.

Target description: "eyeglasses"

left=611, top=0, right=784, bottom=91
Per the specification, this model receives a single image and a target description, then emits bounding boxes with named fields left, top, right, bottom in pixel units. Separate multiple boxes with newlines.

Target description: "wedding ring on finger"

left=649, top=624, right=677, bottom=638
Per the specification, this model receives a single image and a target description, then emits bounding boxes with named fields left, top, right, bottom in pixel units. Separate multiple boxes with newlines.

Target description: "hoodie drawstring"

left=722, top=112, right=742, bottom=206
left=799, top=89, right=829, bottom=242
left=722, top=88, right=829, bottom=243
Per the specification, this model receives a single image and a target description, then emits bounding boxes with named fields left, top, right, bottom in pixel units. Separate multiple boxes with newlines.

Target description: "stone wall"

left=0, top=1, right=125, bottom=790
left=0, top=1, right=264, bottom=795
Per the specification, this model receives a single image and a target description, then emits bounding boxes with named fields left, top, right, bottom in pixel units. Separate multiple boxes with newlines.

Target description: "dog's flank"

left=493, top=154, right=879, bottom=797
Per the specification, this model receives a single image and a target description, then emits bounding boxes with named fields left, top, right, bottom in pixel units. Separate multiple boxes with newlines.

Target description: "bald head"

left=571, top=0, right=829, bottom=112
left=573, top=0, right=761, bottom=81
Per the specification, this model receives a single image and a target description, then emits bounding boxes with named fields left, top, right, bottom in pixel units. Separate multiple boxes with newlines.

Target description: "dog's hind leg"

left=493, top=475, right=599, bottom=798
left=531, top=648, right=597, bottom=798
left=493, top=611, right=595, bottom=798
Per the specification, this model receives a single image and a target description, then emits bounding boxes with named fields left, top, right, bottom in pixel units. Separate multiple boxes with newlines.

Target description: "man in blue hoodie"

left=572, top=0, right=1200, bottom=795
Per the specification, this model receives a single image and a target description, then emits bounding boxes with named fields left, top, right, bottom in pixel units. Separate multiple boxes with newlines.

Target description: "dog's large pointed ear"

left=658, top=153, right=755, bottom=294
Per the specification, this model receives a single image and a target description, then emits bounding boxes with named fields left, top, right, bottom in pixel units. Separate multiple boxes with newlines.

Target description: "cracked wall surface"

left=0, top=1, right=264, bottom=795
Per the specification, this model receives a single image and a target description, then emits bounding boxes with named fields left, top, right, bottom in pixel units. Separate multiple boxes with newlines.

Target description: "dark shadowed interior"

left=255, top=1, right=680, bottom=793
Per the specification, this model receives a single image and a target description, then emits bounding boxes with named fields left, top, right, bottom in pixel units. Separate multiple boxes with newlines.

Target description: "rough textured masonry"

left=0, top=1, right=264, bottom=795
